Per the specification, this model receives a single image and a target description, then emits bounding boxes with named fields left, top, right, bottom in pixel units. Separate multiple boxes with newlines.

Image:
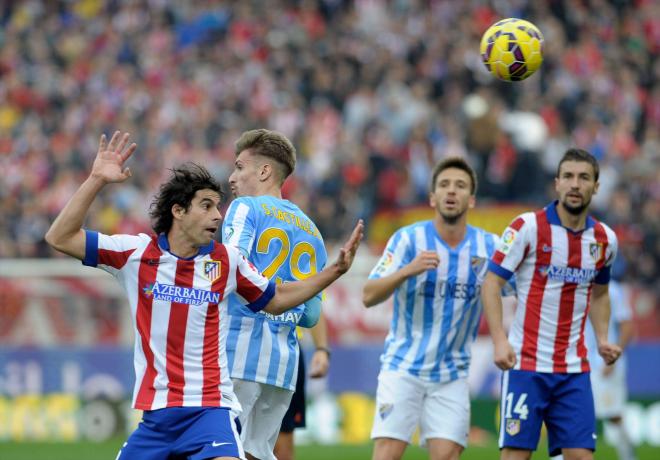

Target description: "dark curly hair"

left=149, top=163, right=224, bottom=235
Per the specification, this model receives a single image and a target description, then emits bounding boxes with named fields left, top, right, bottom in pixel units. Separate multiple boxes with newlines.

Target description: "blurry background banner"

left=1, top=257, right=659, bottom=444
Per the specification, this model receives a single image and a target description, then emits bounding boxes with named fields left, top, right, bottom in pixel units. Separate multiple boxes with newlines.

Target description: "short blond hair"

left=235, top=129, right=296, bottom=183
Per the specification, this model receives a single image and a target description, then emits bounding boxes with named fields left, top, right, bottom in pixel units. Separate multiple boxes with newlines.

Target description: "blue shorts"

left=117, top=407, right=243, bottom=460
left=499, top=370, right=595, bottom=457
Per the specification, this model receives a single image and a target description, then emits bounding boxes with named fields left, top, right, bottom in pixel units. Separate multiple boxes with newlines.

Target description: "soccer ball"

left=480, top=18, right=544, bottom=81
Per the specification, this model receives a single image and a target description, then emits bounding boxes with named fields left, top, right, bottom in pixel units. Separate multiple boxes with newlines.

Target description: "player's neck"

left=556, top=203, right=588, bottom=231
left=433, top=218, right=467, bottom=248
left=256, top=182, right=282, bottom=199
left=166, top=230, right=200, bottom=258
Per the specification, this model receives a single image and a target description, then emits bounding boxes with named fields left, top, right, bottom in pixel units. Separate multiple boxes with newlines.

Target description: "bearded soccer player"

left=482, top=148, right=621, bottom=460
left=44, top=131, right=363, bottom=460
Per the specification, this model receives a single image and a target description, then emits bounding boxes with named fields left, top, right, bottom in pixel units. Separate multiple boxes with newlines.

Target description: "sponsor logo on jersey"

left=422, top=280, right=481, bottom=300
left=506, top=418, right=520, bottom=436
left=204, top=260, right=222, bottom=282
left=258, top=309, right=302, bottom=325
left=542, top=244, right=553, bottom=253
left=142, top=282, right=220, bottom=305
left=538, top=265, right=598, bottom=284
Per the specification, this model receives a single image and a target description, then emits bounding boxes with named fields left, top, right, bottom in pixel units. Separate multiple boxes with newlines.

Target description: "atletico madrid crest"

left=204, top=260, right=222, bottom=282
left=505, top=418, right=520, bottom=436
left=589, top=243, right=604, bottom=264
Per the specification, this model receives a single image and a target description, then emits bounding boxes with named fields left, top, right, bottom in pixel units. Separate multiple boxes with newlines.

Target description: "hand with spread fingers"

left=90, top=131, right=137, bottom=184
left=333, top=219, right=364, bottom=274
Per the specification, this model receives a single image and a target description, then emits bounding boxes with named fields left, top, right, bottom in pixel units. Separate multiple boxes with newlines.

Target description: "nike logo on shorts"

left=212, top=441, right=232, bottom=447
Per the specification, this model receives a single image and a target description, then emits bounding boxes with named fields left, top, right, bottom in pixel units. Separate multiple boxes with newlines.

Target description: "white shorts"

left=590, top=364, right=627, bottom=419
left=370, top=370, right=470, bottom=447
left=232, top=378, right=293, bottom=460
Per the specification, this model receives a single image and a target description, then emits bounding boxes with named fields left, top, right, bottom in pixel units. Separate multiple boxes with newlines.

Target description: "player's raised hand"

left=90, top=131, right=137, bottom=184
left=598, top=341, right=622, bottom=366
left=334, top=219, right=364, bottom=274
left=406, top=250, right=440, bottom=277
left=493, top=338, right=517, bottom=370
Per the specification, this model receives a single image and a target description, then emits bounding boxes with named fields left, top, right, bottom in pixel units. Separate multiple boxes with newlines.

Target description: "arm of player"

left=589, top=283, right=622, bottom=365
left=362, top=250, right=439, bottom=307
left=45, top=132, right=137, bottom=260
left=309, top=312, right=330, bottom=378
left=263, top=220, right=364, bottom=315
left=482, top=271, right=517, bottom=370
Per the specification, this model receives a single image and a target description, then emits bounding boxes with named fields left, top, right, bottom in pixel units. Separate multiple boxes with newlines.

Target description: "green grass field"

left=1, top=439, right=658, bottom=460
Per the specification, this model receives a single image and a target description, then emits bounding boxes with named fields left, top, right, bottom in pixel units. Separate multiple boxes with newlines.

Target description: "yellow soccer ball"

left=480, top=18, right=544, bottom=81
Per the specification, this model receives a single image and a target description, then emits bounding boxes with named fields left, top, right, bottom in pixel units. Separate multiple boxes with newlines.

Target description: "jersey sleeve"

left=233, top=250, right=276, bottom=313
left=488, top=232, right=517, bottom=296
left=368, top=229, right=412, bottom=280
left=488, top=216, right=530, bottom=281
left=222, top=198, right=256, bottom=258
left=82, top=230, right=144, bottom=276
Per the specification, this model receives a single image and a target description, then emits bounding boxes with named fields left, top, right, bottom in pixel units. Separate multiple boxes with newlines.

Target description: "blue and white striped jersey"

left=369, top=221, right=500, bottom=383
left=222, top=196, right=327, bottom=391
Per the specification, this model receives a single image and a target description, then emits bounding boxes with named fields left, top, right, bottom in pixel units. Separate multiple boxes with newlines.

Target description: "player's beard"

left=561, top=194, right=591, bottom=215
left=439, top=207, right=467, bottom=225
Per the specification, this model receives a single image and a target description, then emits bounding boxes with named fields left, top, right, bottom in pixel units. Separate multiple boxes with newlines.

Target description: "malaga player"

left=363, top=157, right=512, bottom=460
left=222, top=129, right=327, bottom=460
left=44, top=131, right=363, bottom=460
left=482, top=148, right=621, bottom=460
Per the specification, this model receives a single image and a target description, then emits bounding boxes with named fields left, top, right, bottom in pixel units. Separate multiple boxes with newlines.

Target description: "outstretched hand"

left=90, top=131, right=137, bottom=184
left=334, top=219, right=364, bottom=274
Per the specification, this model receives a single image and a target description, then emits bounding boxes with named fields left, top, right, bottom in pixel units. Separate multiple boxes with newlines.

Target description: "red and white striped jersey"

left=82, top=230, right=275, bottom=411
left=488, top=202, right=618, bottom=373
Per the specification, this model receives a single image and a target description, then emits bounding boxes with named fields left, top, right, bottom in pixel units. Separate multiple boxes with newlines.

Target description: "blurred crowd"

left=0, top=0, right=658, bottom=295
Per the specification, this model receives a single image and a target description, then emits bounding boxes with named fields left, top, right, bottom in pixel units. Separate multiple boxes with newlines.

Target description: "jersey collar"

left=545, top=200, right=596, bottom=232
left=157, top=233, right=215, bottom=259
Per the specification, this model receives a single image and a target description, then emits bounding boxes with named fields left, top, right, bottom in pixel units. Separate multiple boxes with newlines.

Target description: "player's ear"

left=259, top=162, right=272, bottom=182
left=468, top=195, right=476, bottom=209
left=172, top=203, right=186, bottom=220
left=429, top=192, right=436, bottom=207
